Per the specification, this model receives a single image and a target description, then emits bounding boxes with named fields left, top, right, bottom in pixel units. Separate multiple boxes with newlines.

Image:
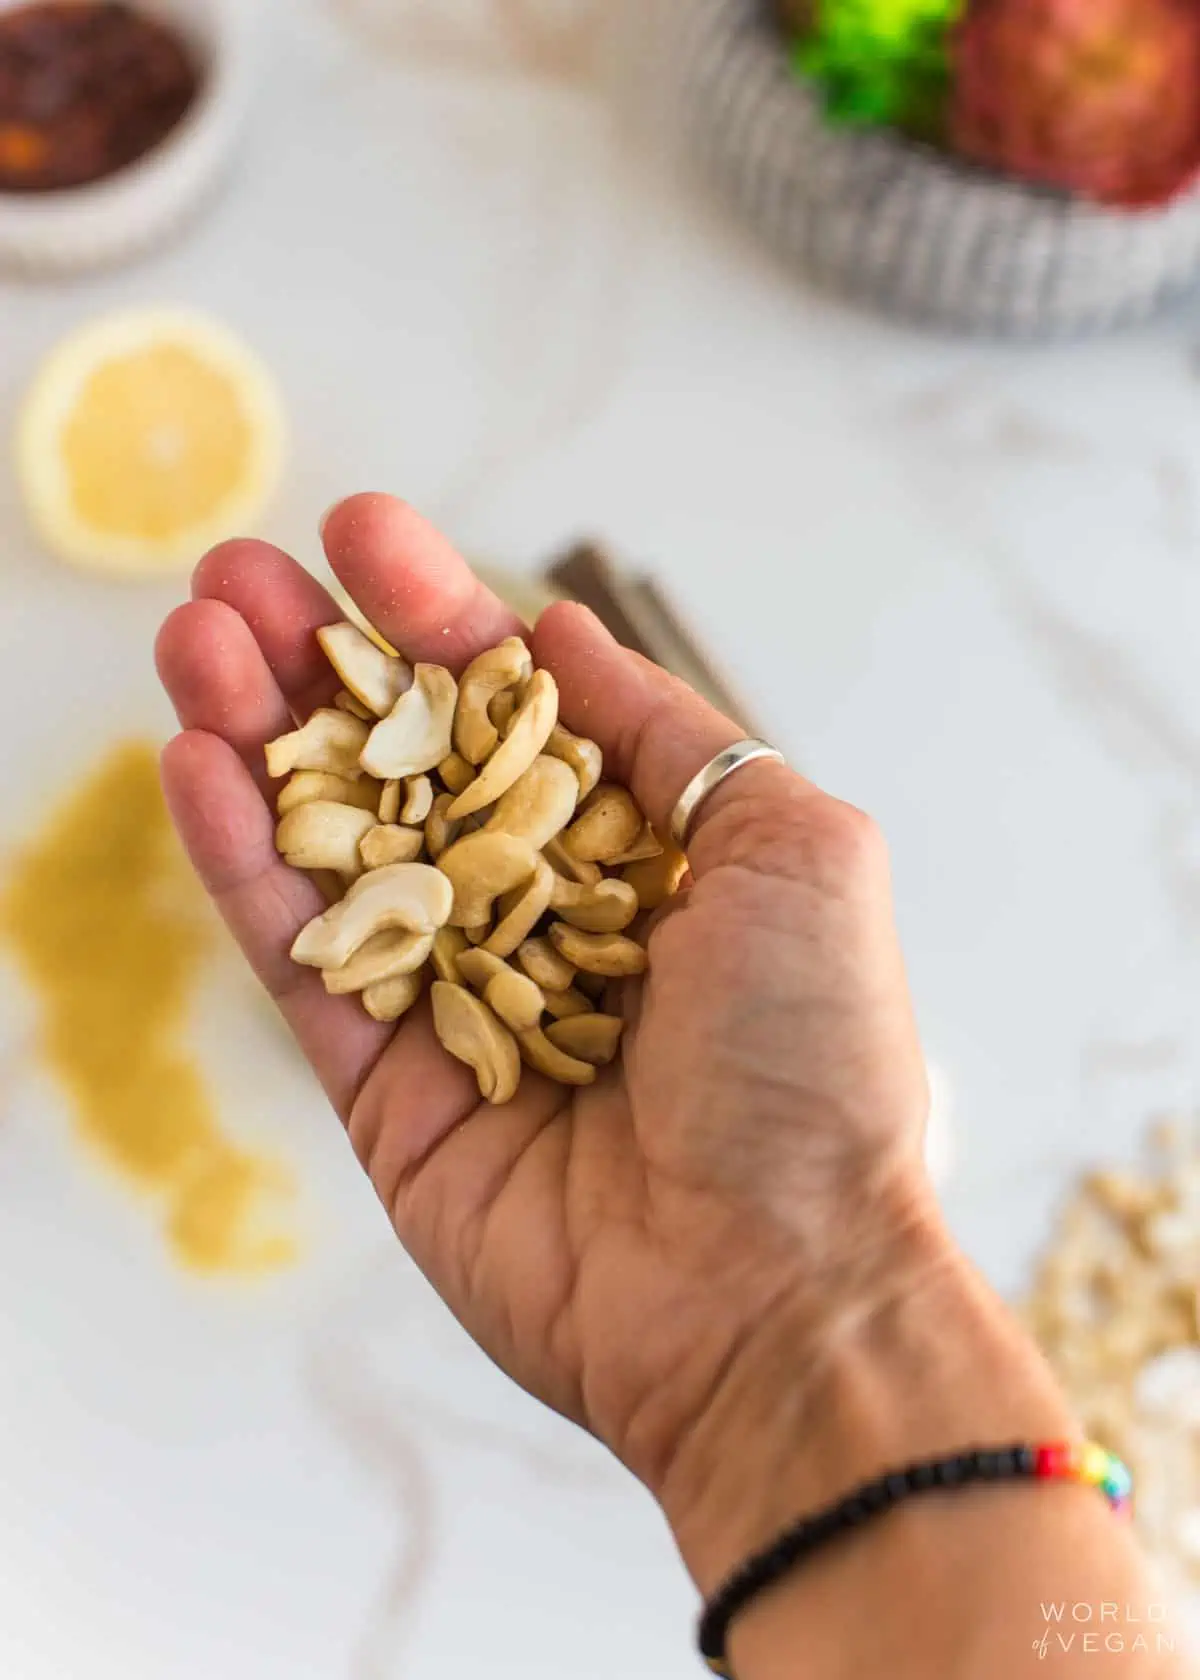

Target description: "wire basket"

left=676, top=0, right=1200, bottom=337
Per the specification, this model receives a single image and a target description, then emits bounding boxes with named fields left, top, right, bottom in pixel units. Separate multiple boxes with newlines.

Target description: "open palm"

left=157, top=495, right=934, bottom=1574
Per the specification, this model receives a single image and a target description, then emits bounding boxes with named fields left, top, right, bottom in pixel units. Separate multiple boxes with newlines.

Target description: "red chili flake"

left=0, top=1, right=201, bottom=193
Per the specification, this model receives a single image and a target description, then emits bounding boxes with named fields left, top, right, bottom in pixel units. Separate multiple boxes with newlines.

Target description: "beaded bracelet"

left=698, top=1440, right=1133, bottom=1678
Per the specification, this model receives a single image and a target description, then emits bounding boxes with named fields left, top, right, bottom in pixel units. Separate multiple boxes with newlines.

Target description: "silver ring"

left=669, top=738, right=786, bottom=849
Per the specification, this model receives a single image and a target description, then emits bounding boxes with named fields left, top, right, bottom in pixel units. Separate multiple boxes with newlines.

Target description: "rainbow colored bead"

left=1035, top=1440, right=1133, bottom=1516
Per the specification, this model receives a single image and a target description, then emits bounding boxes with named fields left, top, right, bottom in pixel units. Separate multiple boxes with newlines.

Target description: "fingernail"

left=318, top=499, right=342, bottom=542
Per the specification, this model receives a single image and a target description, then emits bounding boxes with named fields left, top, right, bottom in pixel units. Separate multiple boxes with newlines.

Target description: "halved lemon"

left=16, top=308, right=285, bottom=577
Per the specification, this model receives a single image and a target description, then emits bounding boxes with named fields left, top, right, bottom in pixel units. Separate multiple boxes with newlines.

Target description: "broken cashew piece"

left=541, top=986, right=592, bottom=1021
left=483, top=855, right=555, bottom=959
left=318, top=622, right=413, bottom=719
left=562, top=784, right=644, bottom=865
left=454, top=637, right=533, bottom=765
left=323, top=930, right=434, bottom=995
left=545, top=724, right=602, bottom=801
left=437, top=831, right=539, bottom=929
left=516, top=936, right=576, bottom=993
left=484, top=756, right=579, bottom=852
left=437, top=752, right=475, bottom=796
left=360, top=824, right=424, bottom=869
left=488, top=689, right=517, bottom=736
left=456, top=948, right=545, bottom=1033
left=276, top=801, right=377, bottom=878
left=431, top=981, right=521, bottom=1105
left=363, top=970, right=424, bottom=1024
left=548, top=923, right=647, bottom=977
left=623, top=843, right=688, bottom=911
left=543, top=836, right=601, bottom=888
left=545, top=1013, right=624, bottom=1066
left=608, top=823, right=663, bottom=866
left=266, top=709, right=370, bottom=781
left=517, top=1025, right=596, bottom=1087
left=334, top=688, right=374, bottom=721
left=291, top=863, right=454, bottom=970
left=378, top=779, right=401, bottom=824
left=447, top=670, right=558, bottom=819
left=277, top=771, right=379, bottom=818
left=430, top=925, right=469, bottom=983
left=360, top=663, right=458, bottom=780
left=400, top=775, right=434, bottom=825
left=425, top=792, right=462, bottom=861
left=549, top=874, right=639, bottom=934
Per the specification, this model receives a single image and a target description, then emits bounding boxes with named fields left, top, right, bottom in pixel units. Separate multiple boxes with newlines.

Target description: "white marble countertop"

left=2, top=2, right=1199, bottom=1674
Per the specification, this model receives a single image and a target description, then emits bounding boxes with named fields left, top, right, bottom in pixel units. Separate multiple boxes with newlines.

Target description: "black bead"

left=908, top=1462, right=939, bottom=1492
left=934, top=1455, right=970, bottom=1487
left=1014, top=1444, right=1038, bottom=1476
left=840, top=1495, right=870, bottom=1527
left=859, top=1479, right=892, bottom=1513
left=974, top=1449, right=1007, bottom=1478
left=884, top=1472, right=910, bottom=1501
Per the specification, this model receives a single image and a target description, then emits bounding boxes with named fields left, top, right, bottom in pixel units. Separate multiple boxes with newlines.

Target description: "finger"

left=192, top=537, right=344, bottom=718
left=321, top=493, right=524, bottom=669
left=155, top=600, right=292, bottom=793
left=533, top=602, right=821, bottom=880
left=160, top=729, right=393, bottom=1118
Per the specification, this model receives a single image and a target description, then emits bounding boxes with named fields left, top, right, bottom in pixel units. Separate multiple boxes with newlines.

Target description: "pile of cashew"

left=266, top=626, right=687, bottom=1102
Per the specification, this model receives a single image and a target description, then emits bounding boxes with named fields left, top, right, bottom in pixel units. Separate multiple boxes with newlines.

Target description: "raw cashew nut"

left=400, top=775, right=434, bottom=825
left=277, top=771, right=380, bottom=818
left=549, top=875, right=639, bottom=934
left=542, top=986, right=592, bottom=1021
left=548, top=923, right=647, bottom=977
left=608, top=824, right=663, bottom=866
left=623, top=843, right=688, bottom=910
left=276, top=802, right=377, bottom=878
left=562, top=784, right=644, bottom=865
left=318, top=622, right=413, bottom=718
left=431, top=981, right=521, bottom=1104
left=447, top=670, right=558, bottom=820
left=334, top=688, right=374, bottom=721
left=430, top=925, right=468, bottom=983
left=437, top=831, right=539, bottom=929
left=266, top=709, right=369, bottom=780
left=517, top=1026, right=596, bottom=1087
left=323, top=930, right=434, bottom=995
left=454, top=637, right=533, bottom=765
left=516, top=937, right=576, bottom=993
left=488, top=690, right=517, bottom=736
left=483, top=855, right=554, bottom=958
left=425, top=792, right=462, bottom=861
left=359, top=824, right=424, bottom=869
left=545, top=1013, right=624, bottom=1066
left=378, top=780, right=401, bottom=825
left=464, top=922, right=491, bottom=946
left=291, top=863, right=454, bottom=970
left=545, top=724, right=602, bottom=800
left=437, top=753, right=474, bottom=796
left=456, top=948, right=545, bottom=1033
left=484, top=756, right=579, bottom=851
left=363, top=970, right=424, bottom=1024
left=543, top=836, right=601, bottom=888
left=360, top=664, right=457, bottom=780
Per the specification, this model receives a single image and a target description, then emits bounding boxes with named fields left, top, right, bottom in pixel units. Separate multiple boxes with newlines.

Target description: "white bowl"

left=0, top=0, right=253, bottom=276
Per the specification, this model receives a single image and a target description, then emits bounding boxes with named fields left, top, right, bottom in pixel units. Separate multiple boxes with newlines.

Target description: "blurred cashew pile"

left=266, top=625, right=685, bottom=1103
left=1026, top=1118, right=1200, bottom=1591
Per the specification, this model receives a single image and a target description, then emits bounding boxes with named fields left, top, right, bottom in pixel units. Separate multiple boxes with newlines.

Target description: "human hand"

left=156, top=494, right=947, bottom=1592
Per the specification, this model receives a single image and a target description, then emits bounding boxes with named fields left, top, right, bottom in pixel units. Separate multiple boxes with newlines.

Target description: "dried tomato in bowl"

left=0, top=1, right=201, bottom=193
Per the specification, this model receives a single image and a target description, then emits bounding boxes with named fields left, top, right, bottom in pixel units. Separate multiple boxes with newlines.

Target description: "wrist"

left=658, top=1179, right=1075, bottom=1599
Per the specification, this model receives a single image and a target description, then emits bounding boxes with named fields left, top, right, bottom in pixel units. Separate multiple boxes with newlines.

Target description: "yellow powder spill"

left=0, top=741, right=295, bottom=1275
